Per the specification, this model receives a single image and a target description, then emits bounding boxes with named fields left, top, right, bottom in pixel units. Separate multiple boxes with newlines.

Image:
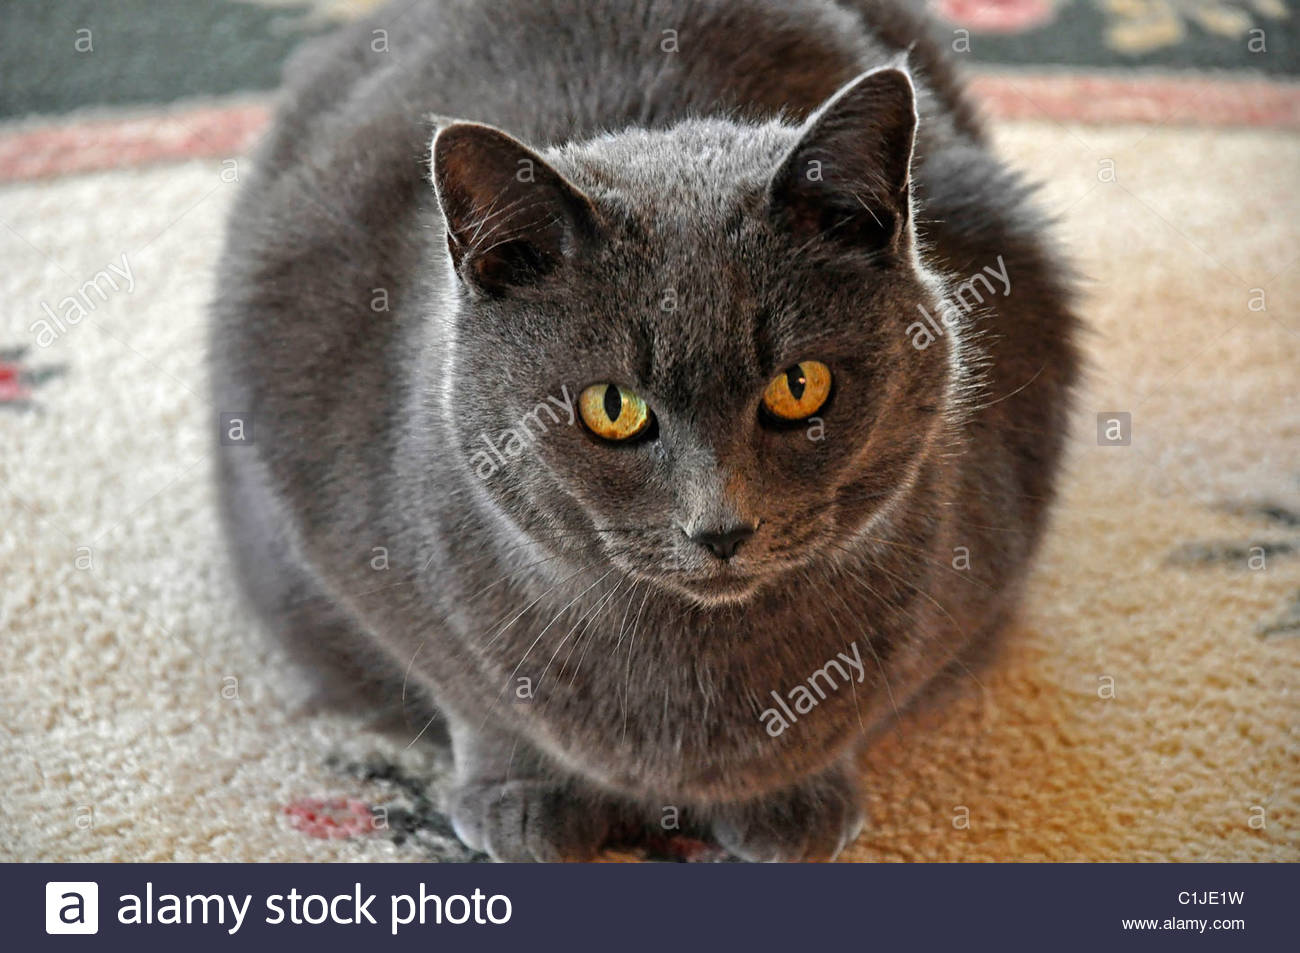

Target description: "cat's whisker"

left=452, top=550, right=572, bottom=602
left=609, top=578, right=644, bottom=662
left=508, top=566, right=620, bottom=682
left=804, top=565, right=900, bottom=736
left=271, top=527, right=641, bottom=619
left=536, top=575, right=627, bottom=694
left=620, top=583, right=654, bottom=746
left=418, top=524, right=657, bottom=574
left=965, top=359, right=1049, bottom=412
left=804, top=568, right=872, bottom=742
left=452, top=531, right=652, bottom=604
left=844, top=530, right=996, bottom=593
left=473, top=564, right=623, bottom=733
left=842, top=543, right=977, bottom=655
left=831, top=542, right=988, bottom=697
left=463, top=554, right=616, bottom=739
left=397, top=546, right=596, bottom=721
left=400, top=640, right=424, bottom=713
left=502, top=733, right=522, bottom=788
left=408, top=539, right=645, bottom=683
left=403, top=711, right=440, bottom=750
left=478, top=556, right=620, bottom=653
left=564, top=576, right=633, bottom=692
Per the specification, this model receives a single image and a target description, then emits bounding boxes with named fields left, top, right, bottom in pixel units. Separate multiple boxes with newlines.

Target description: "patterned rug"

left=1, top=0, right=1296, bottom=122
left=2, top=1, right=1297, bottom=862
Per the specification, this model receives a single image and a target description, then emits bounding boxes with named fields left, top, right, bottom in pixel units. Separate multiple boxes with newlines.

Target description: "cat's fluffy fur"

left=211, top=0, right=1079, bottom=861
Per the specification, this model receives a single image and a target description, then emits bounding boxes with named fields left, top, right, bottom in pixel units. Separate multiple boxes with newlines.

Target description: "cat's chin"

left=654, top=571, right=765, bottom=608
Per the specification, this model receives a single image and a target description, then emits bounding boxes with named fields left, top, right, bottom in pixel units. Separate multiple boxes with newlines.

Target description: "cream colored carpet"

left=2, top=119, right=1297, bottom=861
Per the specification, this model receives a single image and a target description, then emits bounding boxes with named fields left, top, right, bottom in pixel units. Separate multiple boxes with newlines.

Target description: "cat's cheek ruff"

left=838, top=264, right=965, bottom=546
left=432, top=278, right=463, bottom=432
left=919, top=264, right=989, bottom=438
left=427, top=285, right=503, bottom=495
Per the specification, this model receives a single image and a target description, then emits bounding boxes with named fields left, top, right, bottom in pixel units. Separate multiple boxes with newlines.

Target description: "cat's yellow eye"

left=578, top=383, right=651, bottom=441
left=762, top=360, right=832, bottom=421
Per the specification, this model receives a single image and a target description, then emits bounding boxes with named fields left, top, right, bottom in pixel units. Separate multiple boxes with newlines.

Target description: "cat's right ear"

left=767, top=67, right=917, bottom=259
left=431, top=121, right=598, bottom=297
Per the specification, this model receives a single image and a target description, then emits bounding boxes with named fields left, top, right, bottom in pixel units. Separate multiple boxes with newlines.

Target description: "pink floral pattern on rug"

left=0, top=347, right=64, bottom=408
left=933, top=0, right=1060, bottom=33
left=284, top=796, right=378, bottom=839
left=0, top=360, right=29, bottom=404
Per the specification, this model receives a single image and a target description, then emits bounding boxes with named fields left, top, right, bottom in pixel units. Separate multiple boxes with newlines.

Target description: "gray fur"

left=211, top=0, right=1079, bottom=861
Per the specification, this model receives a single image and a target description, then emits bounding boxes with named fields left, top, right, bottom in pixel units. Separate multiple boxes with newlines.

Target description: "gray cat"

left=211, top=0, right=1079, bottom=861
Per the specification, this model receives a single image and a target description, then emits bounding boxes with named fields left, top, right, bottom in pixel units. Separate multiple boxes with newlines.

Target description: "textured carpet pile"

left=1, top=115, right=1297, bottom=861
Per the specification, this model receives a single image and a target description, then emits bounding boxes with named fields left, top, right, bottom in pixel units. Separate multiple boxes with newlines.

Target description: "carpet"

left=2, top=0, right=1296, bottom=123
left=2, top=4, right=1298, bottom=863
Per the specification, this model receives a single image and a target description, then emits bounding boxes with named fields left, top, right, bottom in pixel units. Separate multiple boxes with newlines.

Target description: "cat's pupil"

left=785, top=366, right=807, bottom=400
left=603, top=384, right=623, bottom=422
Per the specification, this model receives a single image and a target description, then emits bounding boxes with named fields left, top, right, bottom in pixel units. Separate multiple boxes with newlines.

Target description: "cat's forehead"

left=551, top=120, right=795, bottom=225
left=588, top=229, right=799, bottom=405
left=541, top=122, right=819, bottom=394
left=550, top=120, right=800, bottom=317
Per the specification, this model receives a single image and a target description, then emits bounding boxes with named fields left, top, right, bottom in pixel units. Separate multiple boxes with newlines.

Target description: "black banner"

left=9, top=862, right=1287, bottom=950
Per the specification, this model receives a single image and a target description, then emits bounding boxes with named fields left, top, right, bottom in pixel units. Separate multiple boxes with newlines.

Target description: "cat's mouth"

left=653, top=564, right=765, bottom=605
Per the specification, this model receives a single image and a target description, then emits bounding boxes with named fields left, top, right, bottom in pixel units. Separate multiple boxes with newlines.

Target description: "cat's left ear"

left=768, top=67, right=917, bottom=257
left=431, top=121, right=598, bottom=296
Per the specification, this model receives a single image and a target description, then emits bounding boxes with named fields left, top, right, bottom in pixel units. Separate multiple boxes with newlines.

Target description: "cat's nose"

left=690, top=524, right=755, bottom=560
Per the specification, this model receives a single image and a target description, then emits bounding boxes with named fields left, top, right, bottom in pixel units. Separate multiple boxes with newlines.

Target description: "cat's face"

left=433, top=69, right=954, bottom=605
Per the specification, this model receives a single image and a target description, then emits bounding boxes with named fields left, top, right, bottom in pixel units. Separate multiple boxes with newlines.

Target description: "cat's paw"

left=711, top=771, right=865, bottom=862
left=446, top=780, right=618, bottom=862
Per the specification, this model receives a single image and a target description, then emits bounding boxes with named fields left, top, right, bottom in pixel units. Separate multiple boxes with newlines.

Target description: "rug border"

left=1, top=71, right=1297, bottom=183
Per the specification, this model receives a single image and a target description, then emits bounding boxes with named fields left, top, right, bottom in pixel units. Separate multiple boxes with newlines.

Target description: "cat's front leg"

left=709, top=763, right=865, bottom=862
left=444, top=717, right=630, bottom=862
